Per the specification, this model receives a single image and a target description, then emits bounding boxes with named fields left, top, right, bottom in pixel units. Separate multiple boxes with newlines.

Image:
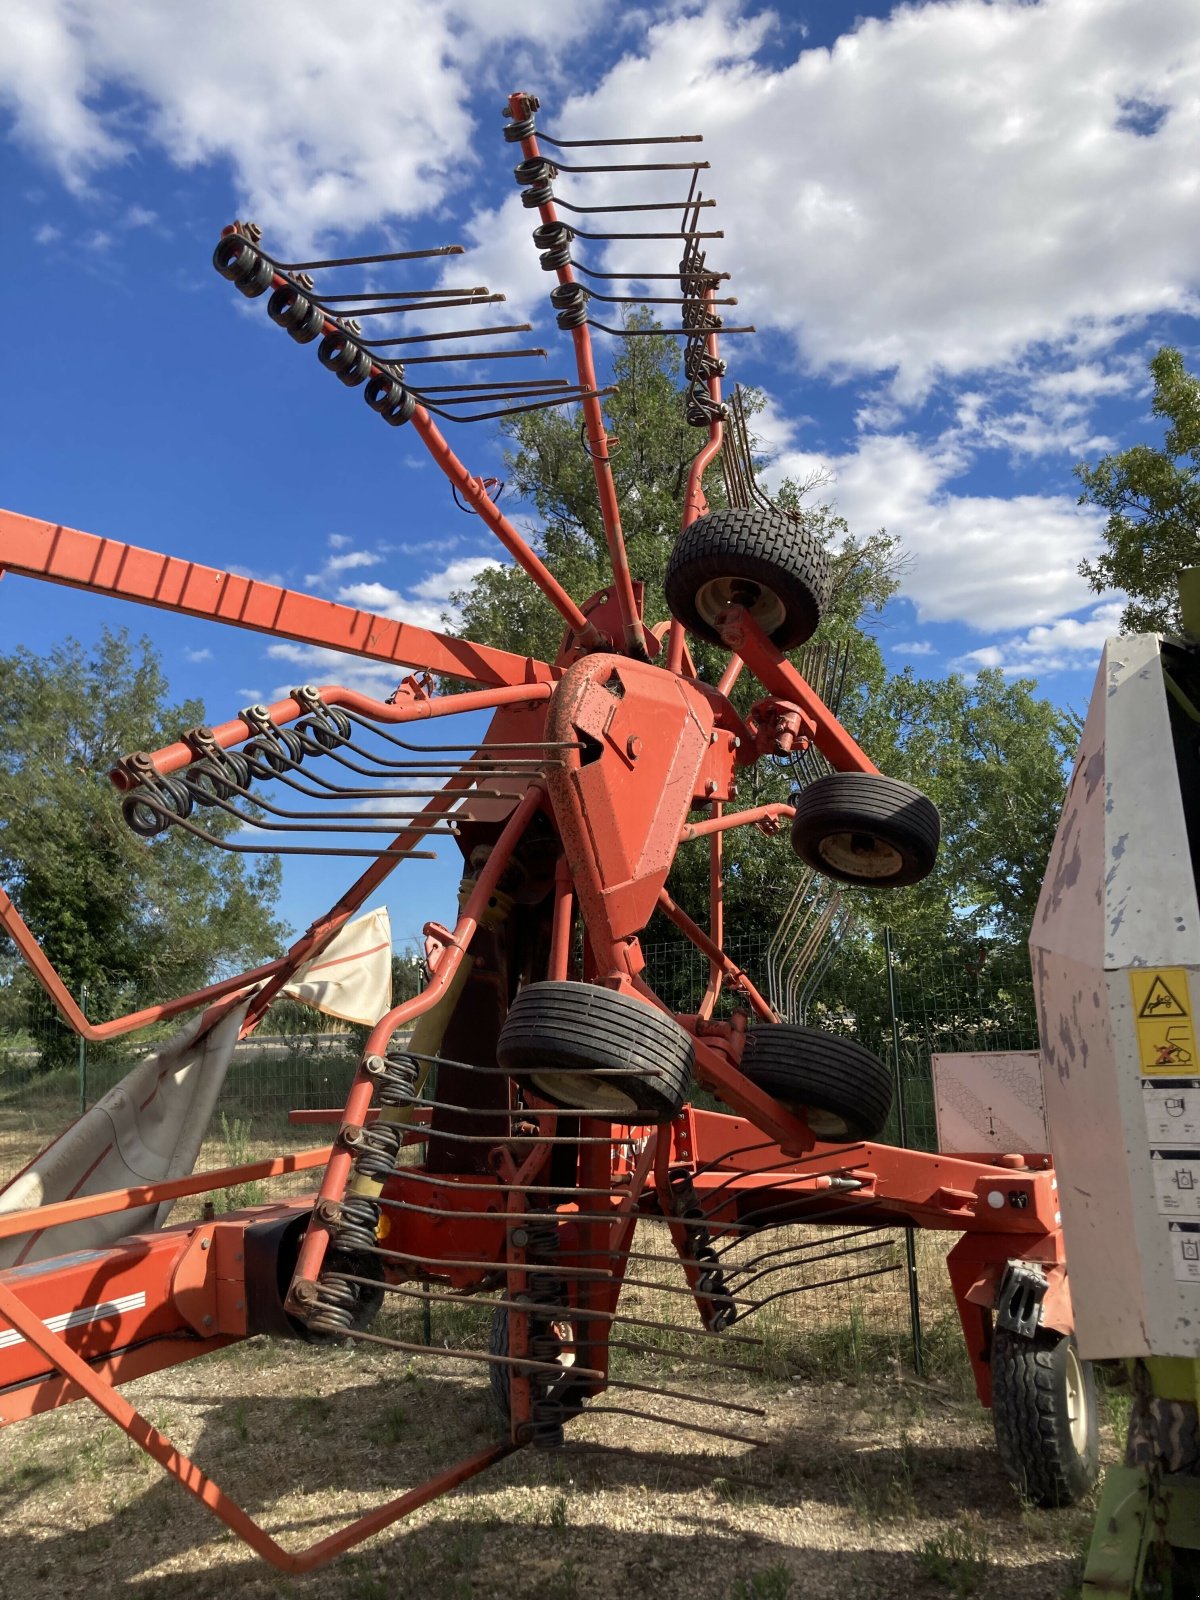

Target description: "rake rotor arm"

left=409, top=407, right=604, bottom=649
left=507, top=93, right=651, bottom=660
left=718, top=605, right=880, bottom=775
left=0, top=509, right=558, bottom=691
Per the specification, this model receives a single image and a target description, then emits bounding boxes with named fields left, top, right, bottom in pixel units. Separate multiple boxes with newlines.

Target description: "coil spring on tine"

left=212, top=237, right=274, bottom=298
left=352, top=1121, right=405, bottom=1184
left=336, top=1194, right=382, bottom=1254
left=187, top=757, right=239, bottom=805
left=241, top=735, right=289, bottom=780
left=318, top=332, right=373, bottom=388
left=305, top=1274, right=360, bottom=1334
left=532, top=221, right=572, bottom=272
left=521, top=180, right=556, bottom=210
left=504, top=113, right=538, bottom=142
left=685, top=346, right=726, bottom=381
left=530, top=1397, right=566, bottom=1450
left=551, top=283, right=588, bottom=330
left=267, top=285, right=324, bottom=345
left=514, top=157, right=557, bottom=188
left=364, top=374, right=416, bottom=427
left=292, top=710, right=350, bottom=755
left=378, top=1052, right=421, bottom=1107
left=122, top=787, right=171, bottom=838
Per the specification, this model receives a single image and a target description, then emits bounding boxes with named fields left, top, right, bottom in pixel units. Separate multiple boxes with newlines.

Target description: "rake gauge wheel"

left=739, top=1023, right=893, bottom=1142
left=790, top=772, right=940, bottom=888
left=497, top=981, right=694, bottom=1123
left=991, top=1327, right=1099, bottom=1507
left=664, top=506, right=832, bottom=649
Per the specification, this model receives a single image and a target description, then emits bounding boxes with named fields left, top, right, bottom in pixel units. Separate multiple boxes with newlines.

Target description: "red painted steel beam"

left=508, top=95, right=649, bottom=658
left=0, top=1148, right=330, bottom=1242
left=718, top=605, right=880, bottom=775
left=678, top=802, right=795, bottom=842
left=0, top=1270, right=513, bottom=1569
left=0, top=508, right=556, bottom=689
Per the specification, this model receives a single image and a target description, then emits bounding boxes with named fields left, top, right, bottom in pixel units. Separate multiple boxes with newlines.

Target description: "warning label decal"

left=1138, top=975, right=1188, bottom=1019
left=1131, top=969, right=1199, bottom=1077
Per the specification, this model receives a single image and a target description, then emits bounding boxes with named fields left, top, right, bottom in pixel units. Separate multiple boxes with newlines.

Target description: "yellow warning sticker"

left=1131, top=968, right=1199, bottom=1076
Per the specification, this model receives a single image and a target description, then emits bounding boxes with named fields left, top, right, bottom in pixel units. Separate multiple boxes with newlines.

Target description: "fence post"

left=77, top=982, right=88, bottom=1118
left=885, top=929, right=925, bottom=1376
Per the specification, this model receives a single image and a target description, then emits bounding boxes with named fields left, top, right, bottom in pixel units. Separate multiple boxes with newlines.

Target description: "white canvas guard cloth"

left=0, top=999, right=249, bottom=1266
left=0, top=907, right=394, bottom=1264
left=280, top=905, right=393, bottom=1027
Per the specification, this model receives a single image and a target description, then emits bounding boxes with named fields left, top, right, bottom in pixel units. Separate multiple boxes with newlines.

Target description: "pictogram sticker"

left=1138, top=975, right=1188, bottom=1019
left=1132, top=969, right=1199, bottom=1076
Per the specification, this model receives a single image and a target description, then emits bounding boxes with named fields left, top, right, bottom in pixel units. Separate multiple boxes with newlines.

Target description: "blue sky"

left=2, top=0, right=1198, bottom=951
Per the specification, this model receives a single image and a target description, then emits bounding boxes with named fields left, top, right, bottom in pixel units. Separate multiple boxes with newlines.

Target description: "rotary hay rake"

left=0, top=92, right=1094, bottom=1572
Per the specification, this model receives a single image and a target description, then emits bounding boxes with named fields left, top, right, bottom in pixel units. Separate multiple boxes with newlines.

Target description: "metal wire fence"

left=0, top=929, right=1039, bottom=1385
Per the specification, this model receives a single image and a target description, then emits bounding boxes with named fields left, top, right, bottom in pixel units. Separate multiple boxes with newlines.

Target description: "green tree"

left=861, top=668, right=1079, bottom=951
left=0, top=629, right=284, bottom=1052
left=1077, top=345, right=1200, bottom=633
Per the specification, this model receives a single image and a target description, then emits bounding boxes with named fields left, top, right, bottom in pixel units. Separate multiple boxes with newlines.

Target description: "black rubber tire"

left=489, top=1305, right=512, bottom=1422
left=739, top=1023, right=893, bottom=1142
left=991, top=1327, right=1100, bottom=1508
left=664, top=506, right=832, bottom=650
left=488, top=1305, right=576, bottom=1424
left=497, top=981, right=693, bottom=1123
left=790, top=772, right=940, bottom=887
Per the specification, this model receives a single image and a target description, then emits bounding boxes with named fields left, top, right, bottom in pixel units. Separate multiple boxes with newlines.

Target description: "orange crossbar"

left=0, top=1147, right=331, bottom=1241
left=0, top=508, right=555, bottom=689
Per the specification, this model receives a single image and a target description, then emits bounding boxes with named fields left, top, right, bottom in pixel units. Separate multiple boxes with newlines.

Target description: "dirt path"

left=0, top=1325, right=1107, bottom=1600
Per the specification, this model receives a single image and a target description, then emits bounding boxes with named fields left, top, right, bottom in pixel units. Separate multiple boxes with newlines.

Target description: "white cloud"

left=769, top=428, right=1107, bottom=630
left=305, top=548, right=382, bottom=587
left=184, top=647, right=213, bottom=663
left=0, top=0, right=595, bottom=248
left=955, top=600, right=1126, bottom=676
left=892, top=640, right=936, bottom=657
left=265, top=641, right=414, bottom=699
left=32, top=221, right=60, bottom=245
left=555, top=0, right=1200, bottom=399
left=333, top=554, right=502, bottom=633
left=410, top=556, right=502, bottom=600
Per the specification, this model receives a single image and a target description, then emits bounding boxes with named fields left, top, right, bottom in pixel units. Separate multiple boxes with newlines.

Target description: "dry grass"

left=0, top=1214, right=1108, bottom=1600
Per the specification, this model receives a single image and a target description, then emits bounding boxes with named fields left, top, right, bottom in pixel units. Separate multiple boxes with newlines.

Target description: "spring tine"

left=359, top=322, right=533, bottom=347
left=603, top=1339, right=763, bottom=1377
left=535, top=131, right=703, bottom=149
left=315, top=287, right=492, bottom=302
left=586, top=318, right=755, bottom=338
left=545, top=159, right=710, bottom=175
left=583, top=1407, right=763, bottom=1448
left=551, top=197, right=716, bottom=216
left=738, top=1262, right=899, bottom=1316
left=152, top=819, right=437, bottom=859
left=577, top=288, right=737, bottom=306
left=573, top=261, right=731, bottom=283
left=418, top=389, right=614, bottom=424
left=311, top=294, right=507, bottom=318
left=400, top=347, right=549, bottom=364
left=317, top=1316, right=604, bottom=1379
left=272, top=244, right=465, bottom=269
left=413, top=379, right=570, bottom=394
left=564, top=225, right=724, bottom=242
left=602, top=1377, right=765, bottom=1418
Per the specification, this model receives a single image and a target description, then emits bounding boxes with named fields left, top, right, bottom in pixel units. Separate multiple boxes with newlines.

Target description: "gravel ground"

left=0, top=1313, right=1111, bottom=1600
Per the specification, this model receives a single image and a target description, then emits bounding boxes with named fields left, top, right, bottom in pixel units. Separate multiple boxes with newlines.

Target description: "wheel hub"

left=694, top=575, right=787, bottom=638
left=818, top=829, right=905, bottom=879
left=1064, top=1344, right=1089, bottom=1454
